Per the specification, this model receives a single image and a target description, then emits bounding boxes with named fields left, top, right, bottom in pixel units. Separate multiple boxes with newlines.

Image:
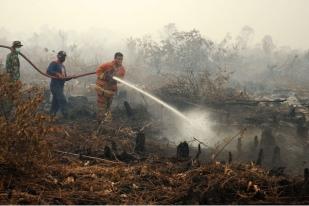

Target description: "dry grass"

left=1, top=158, right=308, bottom=204
left=0, top=73, right=56, bottom=173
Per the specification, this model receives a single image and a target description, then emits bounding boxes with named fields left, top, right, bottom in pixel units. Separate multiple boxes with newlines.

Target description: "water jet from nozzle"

left=113, top=76, right=191, bottom=123
left=113, top=76, right=213, bottom=146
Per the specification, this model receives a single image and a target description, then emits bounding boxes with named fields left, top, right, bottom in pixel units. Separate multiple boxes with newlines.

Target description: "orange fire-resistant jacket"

left=96, top=60, right=125, bottom=93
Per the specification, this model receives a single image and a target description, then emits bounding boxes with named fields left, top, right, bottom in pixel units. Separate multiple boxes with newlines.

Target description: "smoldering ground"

left=1, top=24, right=309, bottom=175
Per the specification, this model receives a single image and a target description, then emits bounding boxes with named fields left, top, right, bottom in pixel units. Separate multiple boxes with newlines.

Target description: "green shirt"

left=5, top=51, right=20, bottom=81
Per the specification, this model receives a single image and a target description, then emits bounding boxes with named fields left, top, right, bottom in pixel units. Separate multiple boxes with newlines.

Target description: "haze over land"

left=1, top=0, right=309, bottom=49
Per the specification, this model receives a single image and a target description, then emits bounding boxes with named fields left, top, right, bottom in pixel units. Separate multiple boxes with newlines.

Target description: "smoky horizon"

left=0, top=0, right=309, bottom=50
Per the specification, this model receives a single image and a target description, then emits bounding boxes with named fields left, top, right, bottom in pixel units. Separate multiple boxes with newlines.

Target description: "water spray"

left=113, top=76, right=213, bottom=146
left=113, top=76, right=191, bottom=123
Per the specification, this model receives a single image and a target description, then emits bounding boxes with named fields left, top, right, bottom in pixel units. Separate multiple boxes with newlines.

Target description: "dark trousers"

left=50, top=84, right=68, bottom=117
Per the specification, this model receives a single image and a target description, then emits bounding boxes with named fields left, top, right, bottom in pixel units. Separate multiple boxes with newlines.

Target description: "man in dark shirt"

left=47, top=51, right=72, bottom=118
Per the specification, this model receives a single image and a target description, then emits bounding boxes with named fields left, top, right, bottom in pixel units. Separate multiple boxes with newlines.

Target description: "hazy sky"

left=1, top=0, right=309, bottom=49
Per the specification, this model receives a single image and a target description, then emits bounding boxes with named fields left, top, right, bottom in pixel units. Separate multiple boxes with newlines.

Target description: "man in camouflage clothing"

left=6, top=41, right=23, bottom=81
left=1, top=41, right=23, bottom=119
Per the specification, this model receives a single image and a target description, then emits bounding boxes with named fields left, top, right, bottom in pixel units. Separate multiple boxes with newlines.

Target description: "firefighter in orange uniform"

left=95, top=52, right=125, bottom=121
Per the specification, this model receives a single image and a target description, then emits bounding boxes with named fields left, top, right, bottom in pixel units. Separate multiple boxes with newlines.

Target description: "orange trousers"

left=96, top=87, right=114, bottom=120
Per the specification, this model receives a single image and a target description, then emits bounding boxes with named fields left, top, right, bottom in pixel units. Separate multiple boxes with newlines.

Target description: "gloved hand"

left=103, top=71, right=114, bottom=82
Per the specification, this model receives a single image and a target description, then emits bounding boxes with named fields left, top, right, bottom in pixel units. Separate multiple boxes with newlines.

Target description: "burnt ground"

left=1, top=92, right=309, bottom=204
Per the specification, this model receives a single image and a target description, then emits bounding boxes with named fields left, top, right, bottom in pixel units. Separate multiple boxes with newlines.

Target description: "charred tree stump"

left=228, top=151, right=232, bottom=164
left=305, top=168, right=309, bottom=183
left=254, top=135, right=259, bottom=149
left=104, top=146, right=114, bottom=160
left=193, top=144, right=201, bottom=161
left=124, top=101, right=133, bottom=118
left=304, top=168, right=309, bottom=194
left=177, top=141, right=189, bottom=160
left=272, top=146, right=281, bottom=167
left=260, top=127, right=276, bottom=149
left=193, top=144, right=201, bottom=167
left=134, top=132, right=146, bottom=154
left=256, top=149, right=264, bottom=166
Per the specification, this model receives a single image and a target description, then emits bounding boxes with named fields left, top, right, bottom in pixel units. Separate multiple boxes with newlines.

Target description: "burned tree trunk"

left=271, top=146, right=282, bottom=167
left=104, top=146, right=114, bottom=160
left=193, top=144, right=201, bottom=167
left=256, top=149, right=264, bottom=166
left=260, top=127, right=276, bottom=151
left=228, top=151, right=232, bottom=164
left=254, top=136, right=259, bottom=149
left=304, top=168, right=309, bottom=194
left=134, top=132, right=146, bottom=154
left=177, top=141, right=189, bottom=160
left=260, top=127, right=276, bottom=166
left=305, top=168, right=309, bottom=183
left=124, top=101, right=134, bottom=118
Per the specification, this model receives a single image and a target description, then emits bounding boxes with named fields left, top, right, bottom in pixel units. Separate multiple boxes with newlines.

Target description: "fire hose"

left=0, top=45, right=96, bottom=79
